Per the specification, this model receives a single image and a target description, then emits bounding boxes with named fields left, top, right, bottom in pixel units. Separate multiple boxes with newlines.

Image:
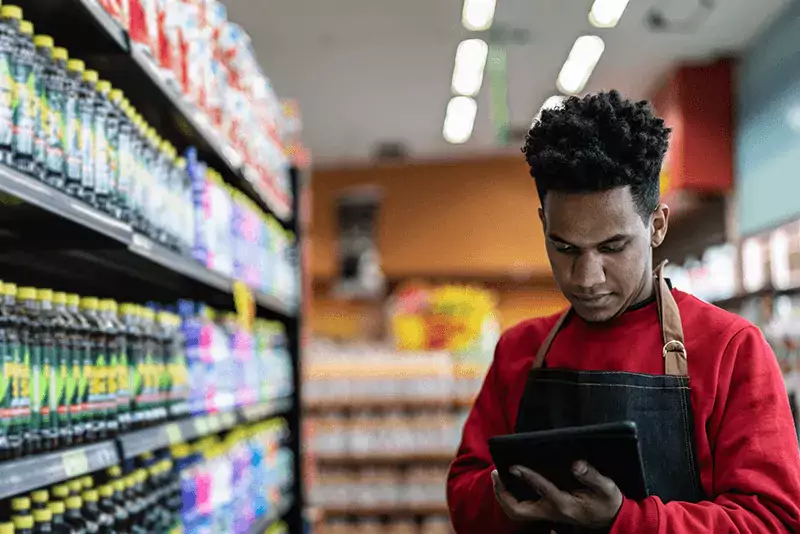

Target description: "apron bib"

left=514, top=262, right=704, bottom=532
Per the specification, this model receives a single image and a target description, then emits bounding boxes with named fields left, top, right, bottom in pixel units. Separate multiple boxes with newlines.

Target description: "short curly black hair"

left=522, top=90, right=671, bottom=221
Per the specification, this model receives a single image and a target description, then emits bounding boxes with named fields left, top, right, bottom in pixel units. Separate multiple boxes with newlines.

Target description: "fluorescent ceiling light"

left=589, top=0, right=630, bottom=28
left=556, top=35, right=605, bottom=95
left=443, top=96, right=477, bottom=144
left=532, top=95, right=567, bottom=126
left=462, top=0, right=497, bottom=31
left=452, top=39, right=489, bottom=96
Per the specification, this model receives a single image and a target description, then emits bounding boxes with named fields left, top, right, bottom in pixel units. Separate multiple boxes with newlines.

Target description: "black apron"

left=515, top=262, right=705, bottom=533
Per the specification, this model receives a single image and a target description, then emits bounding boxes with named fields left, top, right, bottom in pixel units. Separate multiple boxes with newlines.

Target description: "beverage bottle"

left=167, top=313, right=188, bottom=419
left=0, top=280, right=10, bottom=460
left=12, top=497, right=31, bottom=524
left=64, top=295, right=88, bottom=443
left=127, top=114, right=145, bottom=233
left=155, top=312, right=173, bottom=420
left=100, top=301, right=127, bottom=433
left=109, top=480, right=129, bottom=534
left=63, top=498, right=93, bottom=534
left=51, top=293, right=72, bottom=447
left=78, top=493, right=109, bottom=534
left=92, top=81, right=111, bottom=215
left=63, top=59, right=83, bottom=198
left=96, top=301, right=118, bottom=436
left=106, top=90, right=123, bottom=221
left=36, top=289, right=60, bottom=451
left=0, top=522, right=11, bottom=534
left=0, top=6, right=19, bottom=165
left=32, top=509, right=51, bottom=534
left=44, top=46, right=68, bottom=189
left=32, top=34, right=53, bottom=181
left=78, top=70, right=97, bottom=207
left=29, top=491, right=47, bottom=512
left=122, top=475, right=144, bottom=534
left=12, top=516, right=30, bottom=534
left=140, top=128, right=158, bottom=240
left=118, top=305, right=142, bottom=429
left=139, top=308, right=160, bottom=423
left=95, top=487, right=118, bottom=534
left=67, top=481, right=81, bottom=499
left=49, top=487, right=68, bottom=507
left=2, top=283, right=29, bottom=457
left=79, top=477, right=92, bottom=494
left=16, top=287, right=40, bottom=454
left=47, top=501, right=70, bottom=534
left=112, top=95, right=132, bottom=223
left=12, top=18, right=36, bottom=176
left=78, top=298, right=107, bottom=440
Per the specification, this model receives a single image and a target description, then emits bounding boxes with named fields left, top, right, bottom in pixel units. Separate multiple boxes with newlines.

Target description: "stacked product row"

left=0, top=418, right=293, bottom=534
left=310, top=410, right=466, bottom=458
left=0, top=278, right=293, bottom=459
left=0, top=5, right=297, bottom=305
left=98, top=0, right=297, bottom=216
left=309, top=464, right=448, bottom=512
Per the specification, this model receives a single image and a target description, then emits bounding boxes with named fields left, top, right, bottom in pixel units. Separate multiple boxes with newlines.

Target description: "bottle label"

left=45, top=84, right=66, bottom=175
left=11, top=343, right=30, bottom=428
left=88, top=351, right=105, bottom=414
left=65, top=91, right=81, bottom=181
left=13, top=61, right=35, bottom=157
left=78, top=344, right=92, bottom=418
left=0, top=52, right=14, bottom=148
left=69, top=357, right=83, bottom=421
left=117, top=127, right=130, bottom=207
left=116, top=350, right=130, bottom=411
left=29, top=345, right=41, bottom=431
left=41, top=344, right=57, bottom=428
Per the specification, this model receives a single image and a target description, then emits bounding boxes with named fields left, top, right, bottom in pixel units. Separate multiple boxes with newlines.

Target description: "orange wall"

left=310, top=156, right=551, bottom=280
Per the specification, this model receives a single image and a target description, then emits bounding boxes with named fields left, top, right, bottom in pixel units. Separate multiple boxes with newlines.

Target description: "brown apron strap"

left=531, top=308, right=571, bottom=369
left=532, top=261, right=688, bottom=375
left=654, top=260, right=688, bottom=376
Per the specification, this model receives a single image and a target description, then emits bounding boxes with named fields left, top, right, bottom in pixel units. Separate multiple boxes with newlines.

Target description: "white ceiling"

left=225, top=0, right=791, bottom=167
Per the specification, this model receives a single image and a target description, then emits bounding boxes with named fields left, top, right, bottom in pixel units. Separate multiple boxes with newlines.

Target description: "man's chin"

left=572, top=301, right=621, bottom=324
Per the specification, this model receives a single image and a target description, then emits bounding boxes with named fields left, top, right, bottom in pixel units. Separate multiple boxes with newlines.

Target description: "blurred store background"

left=1, top=0, right=800, bottom=533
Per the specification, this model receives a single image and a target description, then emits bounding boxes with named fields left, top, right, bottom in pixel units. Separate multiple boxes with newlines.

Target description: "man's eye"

left=554, top=244, right=575, bottom=253
left=600, top=244, right=626, bottom=253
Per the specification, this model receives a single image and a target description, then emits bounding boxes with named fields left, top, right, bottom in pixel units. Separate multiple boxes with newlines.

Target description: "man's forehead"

left=543, top=189, right=645, bottom=244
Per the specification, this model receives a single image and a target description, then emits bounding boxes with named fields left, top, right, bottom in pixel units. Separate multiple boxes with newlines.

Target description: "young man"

left=447, top=91, right=800, bottom=533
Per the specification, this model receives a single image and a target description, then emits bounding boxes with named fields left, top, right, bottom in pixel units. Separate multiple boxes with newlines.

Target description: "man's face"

left=540, top=186, right=668, bottom=323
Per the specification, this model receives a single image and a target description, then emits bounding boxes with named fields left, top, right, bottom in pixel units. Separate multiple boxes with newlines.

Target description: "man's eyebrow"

left=547, top=233, right=631, bottom=248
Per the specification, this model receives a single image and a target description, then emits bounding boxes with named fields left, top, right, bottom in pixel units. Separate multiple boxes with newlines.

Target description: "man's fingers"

left=492, top=470, right=519, bottom=505
left=511, top=465, right=559, bottom=498
left=572, top=460, right=616, bottom=496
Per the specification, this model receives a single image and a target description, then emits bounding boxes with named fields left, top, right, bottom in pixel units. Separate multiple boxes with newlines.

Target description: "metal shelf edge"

left=0, top=166, right=133, bottom=244
left=0, top=441, right=119, bottom=501
left=77, top=0, right=129, bottom=51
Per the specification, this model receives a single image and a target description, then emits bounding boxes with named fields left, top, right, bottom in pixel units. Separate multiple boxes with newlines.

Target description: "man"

left=447, top=90, right=800, bottom=533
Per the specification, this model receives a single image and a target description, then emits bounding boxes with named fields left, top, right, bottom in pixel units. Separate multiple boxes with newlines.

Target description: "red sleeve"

left=447, top=334, right=522, bottom=534
left=611, top=327, right=800, bottom=534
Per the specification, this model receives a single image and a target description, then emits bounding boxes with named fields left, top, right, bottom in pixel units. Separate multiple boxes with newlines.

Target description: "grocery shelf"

left=120, top=397, right=295, bottom=459
left=0, top=442, right=119, bottom=501
left=76, top=0, right=129, bottom=51
left=304, top=397, right=474, bottom=413
left=315, top=451, right=454, bottom=467
left=249, top=497, right=294, bottom=534
left=321, top=504, right=449, bottom=519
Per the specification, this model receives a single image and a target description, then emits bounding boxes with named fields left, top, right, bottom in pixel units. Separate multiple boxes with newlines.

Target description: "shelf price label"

left=166, top=424, right=183, bottom=445
left=62, top=450, right=89, bottom=478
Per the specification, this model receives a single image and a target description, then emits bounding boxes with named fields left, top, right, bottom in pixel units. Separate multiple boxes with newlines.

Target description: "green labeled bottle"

left=0, top=279, right=10, bottom=460
left=101, top=301, right=127, bottom=433
left=16, top=287, right=39, bottom=454
left=1, top=284, right=26, bottom=458
left=64, top=497, right=93, bottom=534
left=119, top=304, right=142, bottom=429
left=13, top=18, right=36, bottom=176
left=78, top=298, right=105, bottom=440
left=36, top=289, right=60, bottom=451
left=64, top=295, right=87, bottom=443
left=97, top=301, right=120, bottom=435
left=79, top=492, right=108, bottom=534
left=51, top=293, right=71, bottom=447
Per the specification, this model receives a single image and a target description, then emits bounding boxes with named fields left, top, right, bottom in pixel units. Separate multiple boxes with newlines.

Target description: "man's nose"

left=572, top=252, right=606, bottom=289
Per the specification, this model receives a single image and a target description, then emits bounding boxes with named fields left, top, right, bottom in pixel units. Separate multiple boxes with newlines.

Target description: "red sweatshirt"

left=447, top=289, right=800, bottom=533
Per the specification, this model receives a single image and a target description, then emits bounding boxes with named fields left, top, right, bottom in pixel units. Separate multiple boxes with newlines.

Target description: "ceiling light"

left=532, top=95, right=567, bottom=126
left=452, top=39, right=489, bottom=96
left=589, top=0, right=630, bottom=28
left=556, top=35, right=605, bottom=95
left=462, top=0, right=497, bottom=31
left=443, top=96, right=477, bottom=144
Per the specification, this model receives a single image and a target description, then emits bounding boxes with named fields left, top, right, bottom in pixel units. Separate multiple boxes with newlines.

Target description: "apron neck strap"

left=531, top=261, right=688, bottom=376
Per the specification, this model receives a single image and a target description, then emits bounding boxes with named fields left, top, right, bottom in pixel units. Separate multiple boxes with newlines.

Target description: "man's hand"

left=491, top=461, right=623, bottom=529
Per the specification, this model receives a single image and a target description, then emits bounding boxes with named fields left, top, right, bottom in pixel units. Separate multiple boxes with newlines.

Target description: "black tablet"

left=488, top=421, right=648, bottom=502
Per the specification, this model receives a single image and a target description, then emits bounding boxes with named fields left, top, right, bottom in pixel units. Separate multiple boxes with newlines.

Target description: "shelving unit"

left=315, top=452, right=454, bottom=467
left=322, top=504, right=449, bottom=519
left=0, top=1, right=307, bottom=532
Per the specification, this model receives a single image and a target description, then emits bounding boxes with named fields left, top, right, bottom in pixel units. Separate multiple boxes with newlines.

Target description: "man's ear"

left=651, top=204, right=670, bottom=248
